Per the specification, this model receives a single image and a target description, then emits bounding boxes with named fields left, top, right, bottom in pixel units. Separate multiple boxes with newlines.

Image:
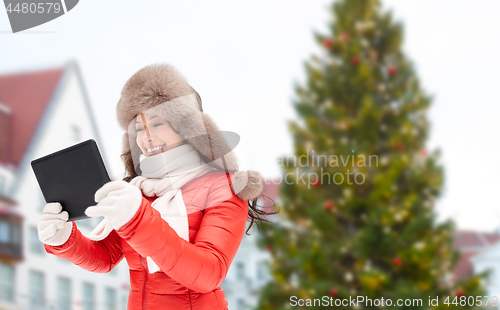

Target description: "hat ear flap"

left=231, top=170, right=264, bottom=201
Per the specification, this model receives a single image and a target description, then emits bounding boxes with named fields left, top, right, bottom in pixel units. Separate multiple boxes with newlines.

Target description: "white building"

left=471, top=244, right=500, bottom=298
left=0, top=61, right=130, bottom=310
left=222, top=181, right=280, bottom=310
left=222, top=225, right=272, bottom=310
left=458, top=231, right=500, bottom=308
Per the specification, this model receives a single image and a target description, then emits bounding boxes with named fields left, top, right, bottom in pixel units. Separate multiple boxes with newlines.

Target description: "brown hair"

left=245, top=194, right=280, bottom=235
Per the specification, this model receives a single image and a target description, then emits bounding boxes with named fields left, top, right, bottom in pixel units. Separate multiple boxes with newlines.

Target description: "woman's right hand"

left=38, top=203, right=73, bottom=246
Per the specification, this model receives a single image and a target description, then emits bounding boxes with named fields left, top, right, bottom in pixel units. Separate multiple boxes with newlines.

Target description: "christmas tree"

left=256, top=0, right=488, bottom=309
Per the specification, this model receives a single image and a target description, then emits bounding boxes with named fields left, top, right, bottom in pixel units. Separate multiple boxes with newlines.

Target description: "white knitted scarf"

left=88, top=144, right=215, bottom=273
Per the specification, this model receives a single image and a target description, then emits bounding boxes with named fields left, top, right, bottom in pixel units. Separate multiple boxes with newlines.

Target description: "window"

left=0, top=221, right=20, bottom=246
left=82, top=282, right=95, bottom=310
left=105, top=287, right=116, bottom=310
left=57, top=277, right=71, bottom=310
left=121, top=295, right=128, bottom=310
left=237, top=298, right=246, bottom=310
left=257, top=261, right=267, bottom=281
left=11, top=223, right=20, bottom=245
left=0, top=262, right=14, bottom=302
left=0, top=174, right=5, bottom=194
left=29, top=226, right=45, bottom=255
left=29, top=270, right=45, bottom=308
left=71, top=125, right=81, bottom=142
left=236, top=262, right=245, bottom=280
left=0, top=220, right=9, bottom=243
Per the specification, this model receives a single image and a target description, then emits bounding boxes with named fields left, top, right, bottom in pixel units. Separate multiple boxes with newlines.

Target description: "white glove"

left=38, top=203, right=73, bottom=246
left=85, top=181, right=143, bottom=230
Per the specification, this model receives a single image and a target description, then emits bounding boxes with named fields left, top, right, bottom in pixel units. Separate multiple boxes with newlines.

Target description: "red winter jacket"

left=45, top=171, right=248, bottom=310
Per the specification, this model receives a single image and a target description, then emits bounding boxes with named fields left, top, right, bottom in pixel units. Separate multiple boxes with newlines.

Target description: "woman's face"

left=135, top=113, right=185, bottom=156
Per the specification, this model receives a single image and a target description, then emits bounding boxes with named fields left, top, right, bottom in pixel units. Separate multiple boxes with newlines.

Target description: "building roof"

left=451, top=230, right=500, bottom=283
left=453, top=230, right=500, bottom=249
left=0, top=205, right=22, bottom=218
left=0, top=67, right=64, bottom=168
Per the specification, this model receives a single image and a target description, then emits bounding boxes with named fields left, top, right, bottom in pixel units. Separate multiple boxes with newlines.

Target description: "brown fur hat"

left=117, top=63, right=263, bottom=201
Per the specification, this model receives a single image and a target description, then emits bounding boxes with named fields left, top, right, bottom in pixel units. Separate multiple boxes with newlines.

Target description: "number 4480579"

left=5, top=3, right=61, bottom=14
left=444, top=295, right=498, bottom=307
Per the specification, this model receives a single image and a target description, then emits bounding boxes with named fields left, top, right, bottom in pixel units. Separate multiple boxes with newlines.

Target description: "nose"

left=142, top=130, right=153, bottom=144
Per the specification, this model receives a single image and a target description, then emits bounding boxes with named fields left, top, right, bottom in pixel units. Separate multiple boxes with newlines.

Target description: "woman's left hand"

left=85, top=181, right=143, bottom=230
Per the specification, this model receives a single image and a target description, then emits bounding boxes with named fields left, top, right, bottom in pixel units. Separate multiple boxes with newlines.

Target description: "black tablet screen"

left=31, top=139, right=111, bottom=221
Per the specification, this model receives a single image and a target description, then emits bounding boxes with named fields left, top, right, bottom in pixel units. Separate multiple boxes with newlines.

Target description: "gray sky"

left=1, top=0, right=499, bottom=232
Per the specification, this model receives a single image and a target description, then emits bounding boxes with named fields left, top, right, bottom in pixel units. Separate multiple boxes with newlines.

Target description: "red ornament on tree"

left=420, top=149, right=427, bottom=157
left=329, top=288, right=338, bottom=297
left=341, top=33, right=350, bottom=42
left=388, top=65, right=397, bottom=76
left=396, top=143, right=404, bottom=151
left=311, top=177, right=320, bottom=187
left=323, top=38, right=333, bottom=49
left=393, top=257, right=402, bottom=266
left=324, top=201, right=335, bottom=211
left=266, top=245, right=273, bottom=252
left=456, top=289, right=464, bottom=297
left=351, top=56, right=360, bottom=65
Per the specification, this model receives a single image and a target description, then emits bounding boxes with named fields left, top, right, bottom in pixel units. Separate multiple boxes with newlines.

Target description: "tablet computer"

left=31, top=139, right=111, bottom=222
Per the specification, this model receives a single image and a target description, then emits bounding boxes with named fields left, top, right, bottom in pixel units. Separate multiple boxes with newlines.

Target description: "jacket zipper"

left=139, top=256, right=148, bottom=309
left=188, top=289, right=193, bottom=310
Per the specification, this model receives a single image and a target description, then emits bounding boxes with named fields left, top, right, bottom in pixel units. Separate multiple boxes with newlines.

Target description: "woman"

left=37, top=64, right=276, bottom=310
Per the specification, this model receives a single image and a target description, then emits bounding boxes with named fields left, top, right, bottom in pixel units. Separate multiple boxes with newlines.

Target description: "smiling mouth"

left=147, top=145, right=165, bottom=153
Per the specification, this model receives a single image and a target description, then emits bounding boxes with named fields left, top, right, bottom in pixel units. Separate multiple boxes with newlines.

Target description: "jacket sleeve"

left=116, top=174, right=248, bottom=293
left=44, top=221, right=124, bottom=273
